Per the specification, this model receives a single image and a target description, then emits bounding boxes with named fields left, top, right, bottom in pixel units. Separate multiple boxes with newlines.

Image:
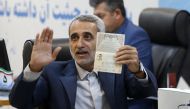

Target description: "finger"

left=116, top=45, right=137, bottom=56
left=47, top=29, right=53, bottom=44
left=44, top=27, right=51, bottom=42
left=34, top=33, right=40, bottom=45
left=116, top=59, right=138, bottom=65
left=115, top=54, right=138, bottom=61
left=115, top=54, right=138, bottom=62
left=115, top=49, right=137, bottom=58
left=40, top=28, right=48, bottom=42
left=118, top=45, right=135, bottom=51
left=52, top=47, right=62, bottom=60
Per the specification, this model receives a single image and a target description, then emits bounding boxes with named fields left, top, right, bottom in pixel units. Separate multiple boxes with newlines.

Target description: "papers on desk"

left=0, top=91, right=10, bottom=106
left=177, top=76, right=190, bottom=89
left=158, top=88, right=190, bottom=109
left=94, top=32, right=125, bottom=74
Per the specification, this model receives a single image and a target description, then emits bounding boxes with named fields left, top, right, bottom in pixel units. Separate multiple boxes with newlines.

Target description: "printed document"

left=94, top=32, right=125, bottom=74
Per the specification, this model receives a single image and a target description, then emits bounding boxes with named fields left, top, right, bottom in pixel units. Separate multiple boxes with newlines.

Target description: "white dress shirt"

left=75, top=62, right=111, bottom=109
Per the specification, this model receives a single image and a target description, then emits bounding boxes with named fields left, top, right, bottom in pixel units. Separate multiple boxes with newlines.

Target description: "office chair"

left=180, top=15, right=190, bottom=86
left=139, top=8, right=189, bottom=88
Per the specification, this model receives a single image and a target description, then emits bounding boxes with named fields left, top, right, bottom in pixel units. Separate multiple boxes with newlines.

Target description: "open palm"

left=29, top=28, right=61, bottom=72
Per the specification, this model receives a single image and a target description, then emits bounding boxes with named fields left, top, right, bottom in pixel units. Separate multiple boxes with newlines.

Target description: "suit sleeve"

left=124, top=66, right=157, bottom=99
left=9, top=72, right=49, bottom=109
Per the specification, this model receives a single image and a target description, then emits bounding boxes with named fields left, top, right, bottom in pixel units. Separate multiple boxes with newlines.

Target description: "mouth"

left=76, top=50, right=88, bottom=57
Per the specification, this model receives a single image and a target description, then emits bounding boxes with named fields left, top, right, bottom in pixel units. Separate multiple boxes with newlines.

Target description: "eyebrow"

left=83, top=32, right=93, bottom=36
left=70, top=32, right=77, bottom=38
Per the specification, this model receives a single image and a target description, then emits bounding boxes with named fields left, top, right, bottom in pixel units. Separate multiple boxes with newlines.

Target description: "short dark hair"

left=89, top=0, right=126, bottom=17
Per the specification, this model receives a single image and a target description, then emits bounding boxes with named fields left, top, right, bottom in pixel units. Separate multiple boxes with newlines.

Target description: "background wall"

left=0, top=0, right=92, bottom=77
left=0, top=0, right=189, bottom=77
left=159, top=0, right=190, bottom=12
left=124, top=0, right=158, bottom=24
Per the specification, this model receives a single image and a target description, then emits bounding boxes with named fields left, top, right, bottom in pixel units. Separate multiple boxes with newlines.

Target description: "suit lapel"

left=98, top=72, right=115, bottom=108
left=59, top=61, right=77, bottom=109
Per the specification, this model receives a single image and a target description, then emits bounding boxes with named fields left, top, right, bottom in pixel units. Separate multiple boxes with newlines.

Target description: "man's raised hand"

left=29, top=27, right=61, bottom=72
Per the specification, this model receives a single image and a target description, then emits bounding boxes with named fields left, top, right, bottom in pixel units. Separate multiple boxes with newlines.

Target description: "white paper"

left=94, top=32, right=125, bottom=74
left=177, top=77, right=190, bottom=89
left=158, top=88, right=190, bottom=109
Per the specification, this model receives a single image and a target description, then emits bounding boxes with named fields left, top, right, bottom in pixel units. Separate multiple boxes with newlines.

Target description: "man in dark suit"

left=9, top=14, right=157, bottom=109
left=89, top=0, right=157, bottom=108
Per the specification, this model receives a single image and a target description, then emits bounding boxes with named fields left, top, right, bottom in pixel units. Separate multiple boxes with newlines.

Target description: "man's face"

left=69, top=20, right=98, bottom=71
left=93, top=2, right=117, bottom=33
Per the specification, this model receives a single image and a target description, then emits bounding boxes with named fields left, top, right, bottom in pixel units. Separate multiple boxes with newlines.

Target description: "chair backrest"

left=139, top=8, right=189, bottom=88
left=180, top=17, right=190, bottom=86
left=22, top=38, right=72, bottom=70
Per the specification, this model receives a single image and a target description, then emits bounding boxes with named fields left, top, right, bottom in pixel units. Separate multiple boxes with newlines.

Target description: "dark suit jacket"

left=9, top=60, right=157, bottom=109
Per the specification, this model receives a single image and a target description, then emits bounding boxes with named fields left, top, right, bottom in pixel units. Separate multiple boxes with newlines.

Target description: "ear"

left=113, top=8, right=122, bottom=19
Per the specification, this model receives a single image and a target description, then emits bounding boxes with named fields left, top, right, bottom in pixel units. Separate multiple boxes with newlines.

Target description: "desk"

left=0, top=91, right=10, bottom=106
left=158, top=88, right=190, bottom=109
left=0, top=99, right=9, bottom=105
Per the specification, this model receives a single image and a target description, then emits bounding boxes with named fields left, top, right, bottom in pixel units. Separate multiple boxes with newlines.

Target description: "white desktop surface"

left=158, top=88, right=190, bottom=109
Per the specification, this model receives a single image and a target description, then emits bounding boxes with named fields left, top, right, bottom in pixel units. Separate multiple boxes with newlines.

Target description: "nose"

left=76, top=37, right=84, bottom=48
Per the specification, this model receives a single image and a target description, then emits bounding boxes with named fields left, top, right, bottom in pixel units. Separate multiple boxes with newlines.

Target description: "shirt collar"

left=75, top=62, right=98, bottom=80
left=116, top=18, right=128, bottom=34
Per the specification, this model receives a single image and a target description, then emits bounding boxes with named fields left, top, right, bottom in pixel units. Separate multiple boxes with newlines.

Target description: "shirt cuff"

left=136, top=62, right=148, bottom=84
left=23, top=65, right=42, bottom=82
